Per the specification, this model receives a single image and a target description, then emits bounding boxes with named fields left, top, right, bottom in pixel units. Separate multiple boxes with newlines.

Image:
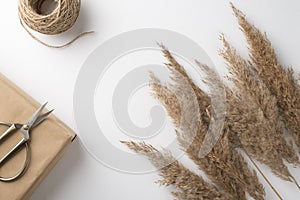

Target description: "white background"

left=0, top=0, right=300, bottom=199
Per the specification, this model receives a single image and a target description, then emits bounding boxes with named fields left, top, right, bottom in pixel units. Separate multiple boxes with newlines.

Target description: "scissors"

left=0, top=103, right=53, bottom=182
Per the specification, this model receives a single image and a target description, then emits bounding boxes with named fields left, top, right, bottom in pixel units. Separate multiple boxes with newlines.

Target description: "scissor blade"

left=32, top=109, right=54, bottom=128
left=26, top=102, right=48, bottom=128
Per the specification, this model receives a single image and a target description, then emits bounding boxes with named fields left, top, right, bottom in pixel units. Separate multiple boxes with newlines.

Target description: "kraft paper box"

left=0, top=73, right=76, bottom=200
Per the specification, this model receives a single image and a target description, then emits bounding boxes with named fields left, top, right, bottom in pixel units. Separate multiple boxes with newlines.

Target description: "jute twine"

left=18, top=0, right=93, bottom=48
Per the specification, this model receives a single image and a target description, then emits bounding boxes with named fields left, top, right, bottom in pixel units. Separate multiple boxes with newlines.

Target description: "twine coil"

left=18, top=0, right=93, bottom=48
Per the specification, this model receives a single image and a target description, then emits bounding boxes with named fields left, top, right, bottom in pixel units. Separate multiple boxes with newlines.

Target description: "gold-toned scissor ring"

left=0, top=122, right=31, bottom=182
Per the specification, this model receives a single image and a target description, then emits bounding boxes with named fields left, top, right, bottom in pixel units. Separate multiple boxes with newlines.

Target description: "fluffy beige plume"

left=122, top=141, right=233, bottom=200
left=220, top=35, right=299, bottom=181
left=148, top=47, right=265, bottom=200
left=231, top=2, right=300, bottom=148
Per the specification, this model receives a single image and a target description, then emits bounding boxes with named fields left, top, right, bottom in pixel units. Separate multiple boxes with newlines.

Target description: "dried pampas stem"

left=243, top=149, right=283, bottom=200
left=290, top=175, right=300, bottom=190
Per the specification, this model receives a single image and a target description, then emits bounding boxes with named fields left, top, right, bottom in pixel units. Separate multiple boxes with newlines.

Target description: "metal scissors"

left=0, top=103, right=53, bottom=182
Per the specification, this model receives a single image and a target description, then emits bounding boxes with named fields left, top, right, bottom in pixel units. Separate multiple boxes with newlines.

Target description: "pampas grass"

left=230, top=3, right=300, bottom=149
left=130, top=46, right=265, bottom=200
left=220, top=35, right=299, bottom=182
left=122, top=141, right=233, bottom=200
left=123, top=3, right=299, bottom=200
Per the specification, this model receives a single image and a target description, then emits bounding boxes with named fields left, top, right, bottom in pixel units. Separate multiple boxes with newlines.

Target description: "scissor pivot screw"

left=23, top=125, right=29, bottom=130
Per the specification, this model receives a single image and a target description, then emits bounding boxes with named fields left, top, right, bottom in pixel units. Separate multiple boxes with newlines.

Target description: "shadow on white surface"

left=30, top=139, right=85, bottom=200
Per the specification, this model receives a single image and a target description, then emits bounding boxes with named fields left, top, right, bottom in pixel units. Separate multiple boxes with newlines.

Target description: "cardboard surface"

left=0, top=73, right=76, bottom=200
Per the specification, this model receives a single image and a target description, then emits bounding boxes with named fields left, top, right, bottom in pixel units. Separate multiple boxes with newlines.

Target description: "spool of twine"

left=18, top=0, right=93, bottom=48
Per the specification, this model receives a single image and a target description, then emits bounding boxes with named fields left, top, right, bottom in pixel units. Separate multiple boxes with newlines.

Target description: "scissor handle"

left=0, top=122, right=15, bottom=141
left=0, top=122, right=31, bottom=182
